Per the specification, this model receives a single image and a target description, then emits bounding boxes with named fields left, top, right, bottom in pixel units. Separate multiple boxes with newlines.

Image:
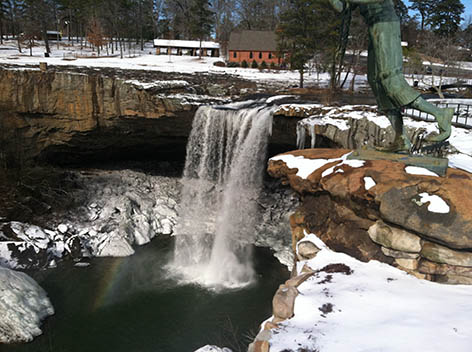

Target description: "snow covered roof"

left=153, top=39, right=220, bottom=49
left=228, top=30, right=277, bottom=52
left=46, top=31, right=61, bottom=35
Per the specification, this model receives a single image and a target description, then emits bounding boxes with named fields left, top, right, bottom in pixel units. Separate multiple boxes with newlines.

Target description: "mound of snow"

left=268, top=233, right=472, bottom=352
left=0, top=266, right=54, bottom=343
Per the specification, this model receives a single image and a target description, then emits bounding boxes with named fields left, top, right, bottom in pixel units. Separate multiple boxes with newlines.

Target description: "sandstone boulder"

left=381, top=247, right=420, bottom=259
left=368, top=220, right=422, bottom=253
left=297, top=240, right=320, bottom=260
left=421, top=242, right=472, bottom=267
left=272, top=284, right=298, bottom=320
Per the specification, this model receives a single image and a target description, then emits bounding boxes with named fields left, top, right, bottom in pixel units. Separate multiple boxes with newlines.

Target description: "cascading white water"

left=173, top=104, right=274, bottom=289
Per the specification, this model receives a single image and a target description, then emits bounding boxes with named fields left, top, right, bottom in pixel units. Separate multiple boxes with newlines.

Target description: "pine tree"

left=189, top=0, right=214, bottom=58
left=409, top=0, right=434, bottom=31
left=277, top=0, right=338, bottom=88
left=393, top=0, right=409, bottom=25
left=0, top=0, right=7, bottom=44
left=428, top=0, right=465, bottom=37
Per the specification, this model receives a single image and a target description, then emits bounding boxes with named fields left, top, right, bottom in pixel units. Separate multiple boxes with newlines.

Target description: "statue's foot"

left=376, top=136, right=411, bottom=153
left=426, top=108, right=454, bottom=143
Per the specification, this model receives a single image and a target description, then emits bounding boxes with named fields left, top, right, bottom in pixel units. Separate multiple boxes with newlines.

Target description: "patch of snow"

left=271, top=152, right=364, bottom=180
left=307, top=116, right=350, bottom=131
left=57, top=224, right=68, bottom=233
left=271, top=155, right=339, bottom=179
left=0, top=242, right=18, bottom=268
left=125, top=79, right=189, bottom=90
left=9, top=222, right=50, bottom=252
left=364, top=177, right=376, bottom=190
left=417, top=193, right=450, bottom=214
left=321, top=153, right=365, bottom=178
left=405, top=166, right=439, bottom=177
left=0, top=266, right=54, bottom=343
left=299, top=106, right=391, bottom=132
left=193, top=346, right=232, bottom=352
left=266, top=95, right=295, bottom=104
left=268, top=233, right=472, bottom=352
left=448, top=153, right=472, bottom=174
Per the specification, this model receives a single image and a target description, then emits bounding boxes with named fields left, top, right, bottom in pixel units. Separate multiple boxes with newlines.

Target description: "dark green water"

left=5, top=238, right=288, bottom=352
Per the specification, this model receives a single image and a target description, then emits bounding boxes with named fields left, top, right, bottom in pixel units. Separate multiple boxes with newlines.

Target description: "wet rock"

left=368, top=220, right=422, bottom=253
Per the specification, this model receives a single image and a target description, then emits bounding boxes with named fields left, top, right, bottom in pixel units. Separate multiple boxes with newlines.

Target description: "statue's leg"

left=367, top=38, right=409, bottom=152
left=410, top=97, right=454, bottom=142
left=369, top=21, right=453, bottom=143
left=384, top=109, right=411, bottom=152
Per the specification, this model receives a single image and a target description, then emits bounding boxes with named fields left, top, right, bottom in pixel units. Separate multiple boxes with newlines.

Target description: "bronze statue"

left=329, top=0, right=454, bottom=152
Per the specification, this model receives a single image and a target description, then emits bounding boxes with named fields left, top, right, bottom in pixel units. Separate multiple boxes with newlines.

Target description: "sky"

left=404, top=0, right=472, bottom=24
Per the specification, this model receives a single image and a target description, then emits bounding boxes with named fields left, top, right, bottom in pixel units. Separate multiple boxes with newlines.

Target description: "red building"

left=228, top=30, right=281, bottom=65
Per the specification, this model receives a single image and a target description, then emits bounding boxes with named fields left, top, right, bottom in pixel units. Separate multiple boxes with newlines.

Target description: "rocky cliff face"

left=268, top=148, right=472, bottom=285
left=0, top=67, right=233, bottom=165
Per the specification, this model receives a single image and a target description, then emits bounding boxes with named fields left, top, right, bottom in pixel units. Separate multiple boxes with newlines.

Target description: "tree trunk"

left=0, top=18, right=3, bottom=45
left=199, top=39, right=202, bottom=59
left=299, top=69, right=304, bottom=88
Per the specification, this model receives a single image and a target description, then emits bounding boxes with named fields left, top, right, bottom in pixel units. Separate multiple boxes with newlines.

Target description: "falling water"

left=173, top=103, right=274, bottom=289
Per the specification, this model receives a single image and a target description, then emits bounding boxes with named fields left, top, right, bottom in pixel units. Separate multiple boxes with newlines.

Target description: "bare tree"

left=417, top=31, right=465, bottom=98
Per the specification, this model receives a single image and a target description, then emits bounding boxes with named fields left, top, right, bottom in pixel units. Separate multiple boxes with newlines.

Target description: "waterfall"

left=173, top=104, right=274, bottom=289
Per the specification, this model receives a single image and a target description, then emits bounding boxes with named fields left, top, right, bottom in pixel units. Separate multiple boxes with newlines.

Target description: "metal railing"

left=403, top=99, right=472, bottom=129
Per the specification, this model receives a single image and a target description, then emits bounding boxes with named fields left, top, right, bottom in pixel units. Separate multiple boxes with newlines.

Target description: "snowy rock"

left=0, top=266, right=54, bottom=343
left=10, top=222, right=50, bottom=251
left=297, top=240, right=320, bottom=260
left=193, top=345, right=232, bottom=352
left=57, top=224, right=68, bottom=233
left=93, top=231, right=135, bottom=257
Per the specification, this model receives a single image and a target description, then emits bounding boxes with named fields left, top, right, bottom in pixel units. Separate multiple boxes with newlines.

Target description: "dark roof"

left=228, top=30, right=277, bottom=52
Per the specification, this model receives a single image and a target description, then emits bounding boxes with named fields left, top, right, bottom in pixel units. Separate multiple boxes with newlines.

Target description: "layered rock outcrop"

left=0, top=67, right=233, bottom=164
left=268, top=148, right=472, bottom=285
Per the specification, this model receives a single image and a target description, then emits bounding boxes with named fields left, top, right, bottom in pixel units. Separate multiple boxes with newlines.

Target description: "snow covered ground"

left=266, top=233, right=472, bottom=352
left=0, top=266, right=54, bottom=344
left=0, top=39, right=366, bottom=88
